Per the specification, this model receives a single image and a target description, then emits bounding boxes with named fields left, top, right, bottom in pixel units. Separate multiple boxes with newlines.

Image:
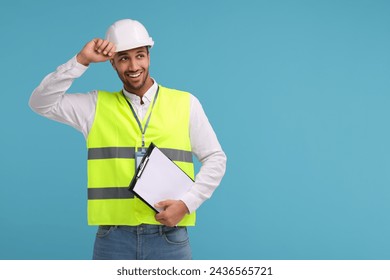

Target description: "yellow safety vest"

left=86, top=85, right=196, bottom=226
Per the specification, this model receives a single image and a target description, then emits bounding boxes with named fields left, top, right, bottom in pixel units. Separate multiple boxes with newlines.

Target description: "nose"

left=127, top=58, right=138, bottom=72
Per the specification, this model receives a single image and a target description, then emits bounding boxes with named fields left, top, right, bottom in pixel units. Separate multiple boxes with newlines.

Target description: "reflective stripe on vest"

left=87, top=147, right=193, bottom=200
left=88, top=147, right=193, bottom=162
left=86, top=86, right=196, bottom=226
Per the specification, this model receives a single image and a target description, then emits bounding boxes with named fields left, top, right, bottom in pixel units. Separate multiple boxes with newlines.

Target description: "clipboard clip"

left=136, top=156, right=149, bottom=179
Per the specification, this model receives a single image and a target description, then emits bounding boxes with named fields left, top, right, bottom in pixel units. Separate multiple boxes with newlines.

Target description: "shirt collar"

left=122, top=78, right=158, bottom=104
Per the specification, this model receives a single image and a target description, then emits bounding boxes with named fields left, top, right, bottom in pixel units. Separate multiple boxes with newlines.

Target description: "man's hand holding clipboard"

left=154, top=200, right=189, bottom=227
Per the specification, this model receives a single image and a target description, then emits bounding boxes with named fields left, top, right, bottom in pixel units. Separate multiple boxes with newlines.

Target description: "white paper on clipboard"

left=129, top=144, right=194, bottom=213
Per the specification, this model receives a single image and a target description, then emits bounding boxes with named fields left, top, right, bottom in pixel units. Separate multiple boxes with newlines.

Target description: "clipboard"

left=128, top=143, right=194, bottom=213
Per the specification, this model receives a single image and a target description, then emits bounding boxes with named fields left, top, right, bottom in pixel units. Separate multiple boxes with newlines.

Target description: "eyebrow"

left=117, top=52, right=128, bottom=57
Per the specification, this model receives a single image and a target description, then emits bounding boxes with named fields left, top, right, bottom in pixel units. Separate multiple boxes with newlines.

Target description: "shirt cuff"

left=71, top=55, right=89, bottom=75
left=180, top=187, right=206, bottom=214
left=55, top=55, right=89, bottom=78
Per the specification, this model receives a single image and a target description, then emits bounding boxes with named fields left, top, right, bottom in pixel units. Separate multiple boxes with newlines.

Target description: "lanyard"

left=123, top=87, right=159, bottom=149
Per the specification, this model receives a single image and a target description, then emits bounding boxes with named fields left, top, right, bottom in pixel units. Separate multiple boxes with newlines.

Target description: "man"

left=29, top=19, right=226, bottom=260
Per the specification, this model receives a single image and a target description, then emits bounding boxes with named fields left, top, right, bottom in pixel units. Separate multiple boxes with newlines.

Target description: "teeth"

left=127, top=72, right=141, bottom=78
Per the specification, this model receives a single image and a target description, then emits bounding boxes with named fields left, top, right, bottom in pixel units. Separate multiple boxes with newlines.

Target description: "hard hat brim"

left=115, top=40, right=154, bottom=52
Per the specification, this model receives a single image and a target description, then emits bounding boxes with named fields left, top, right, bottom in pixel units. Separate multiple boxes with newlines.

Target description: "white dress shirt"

left=29, top=55, right=226, bottom=213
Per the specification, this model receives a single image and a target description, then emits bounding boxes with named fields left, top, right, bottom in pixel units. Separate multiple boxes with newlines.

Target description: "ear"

left=110, top=59, right=116, bottom=70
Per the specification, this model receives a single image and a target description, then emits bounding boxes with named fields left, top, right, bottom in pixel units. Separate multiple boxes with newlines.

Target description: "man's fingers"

left=155, top=211, right=166, bottom=224
left=93, top=39, right=115, bottom=55
left=155, top=213, right=175, bottom=227
left=105, top=42, right=116, bottom=56
left=100, top=41, right=110, bottom=54
left=93, top=38, right=102, bottom=52
left=77, top=38, right=116, bottom=65
left=155, top=200, right=174, bottom=209
left=93, top=38, right=104, bottom=52
left=87, top=39, right=116, bottom=59
left=154, top=200, right=188, bottom=227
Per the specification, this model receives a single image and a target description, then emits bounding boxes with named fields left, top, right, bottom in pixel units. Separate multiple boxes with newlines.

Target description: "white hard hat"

left=105, top=19, right=154, bottom=52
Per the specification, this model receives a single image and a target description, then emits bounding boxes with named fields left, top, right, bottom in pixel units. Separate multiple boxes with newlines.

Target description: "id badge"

left=135, top=150, right=147, bottom=170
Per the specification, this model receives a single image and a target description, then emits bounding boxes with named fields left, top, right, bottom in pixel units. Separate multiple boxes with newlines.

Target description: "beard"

left=119, top=69, right=150, bottom=95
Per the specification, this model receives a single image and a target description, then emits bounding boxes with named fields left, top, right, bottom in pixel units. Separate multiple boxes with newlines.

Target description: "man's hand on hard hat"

left=154, top=200, right=190, bottom=227
left=76, top=38, right=116, bottom=67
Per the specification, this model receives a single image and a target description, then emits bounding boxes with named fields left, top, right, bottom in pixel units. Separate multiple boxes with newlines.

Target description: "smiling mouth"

left=127, top=72, right=142, bottom=78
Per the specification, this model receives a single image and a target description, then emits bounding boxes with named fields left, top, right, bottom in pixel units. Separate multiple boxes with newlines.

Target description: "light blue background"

left=1, top=0, right=389, bottom=259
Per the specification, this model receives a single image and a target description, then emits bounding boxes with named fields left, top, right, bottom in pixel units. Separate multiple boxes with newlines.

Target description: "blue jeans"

left=92, top=224, right=192, bottom=260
